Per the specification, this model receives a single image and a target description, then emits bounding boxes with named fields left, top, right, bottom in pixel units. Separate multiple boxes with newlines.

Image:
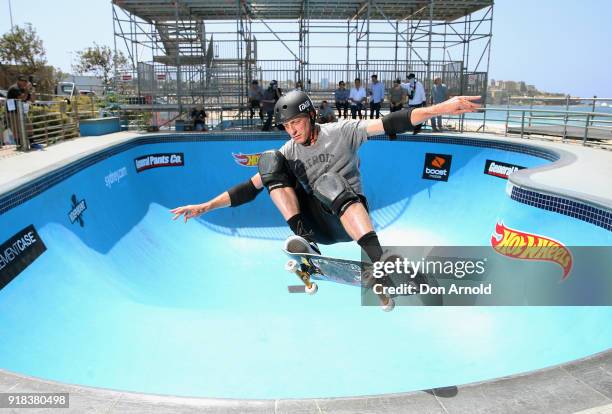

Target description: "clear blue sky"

left=1, top=0, right=610, bottom=97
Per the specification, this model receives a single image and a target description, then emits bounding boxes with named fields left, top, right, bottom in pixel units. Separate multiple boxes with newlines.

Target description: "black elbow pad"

left=228, top=179, right=263, bottom=207
left=382, top=108, right=415, bottom=140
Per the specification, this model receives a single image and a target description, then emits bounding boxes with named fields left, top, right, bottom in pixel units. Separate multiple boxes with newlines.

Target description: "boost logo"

left=422, top=153, right=452, bottom=181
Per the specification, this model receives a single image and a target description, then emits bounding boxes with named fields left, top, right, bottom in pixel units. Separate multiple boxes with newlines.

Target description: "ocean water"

left=461, top=104, right=612, bottom=127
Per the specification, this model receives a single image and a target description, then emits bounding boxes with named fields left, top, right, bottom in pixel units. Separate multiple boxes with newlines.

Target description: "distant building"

left=61, top=74, right=105, bottom=94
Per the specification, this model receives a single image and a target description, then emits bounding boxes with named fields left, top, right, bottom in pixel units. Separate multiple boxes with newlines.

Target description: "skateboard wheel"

left=305, top=282, right=318, bottom=295
left=285, top=259, right=299, bottom=273
left=381, top=297, right=395, bottom=312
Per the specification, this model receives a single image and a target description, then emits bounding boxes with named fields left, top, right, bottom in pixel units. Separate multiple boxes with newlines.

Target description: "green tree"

left=0, top=23, right=47, bottom=71
left=0, top=24, right=60, bottom=93
left=72, top=43, right=128, bottom=88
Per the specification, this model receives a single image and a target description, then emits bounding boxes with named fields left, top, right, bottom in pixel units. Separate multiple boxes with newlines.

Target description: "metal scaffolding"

left=111, top=0, right=493, bottom=125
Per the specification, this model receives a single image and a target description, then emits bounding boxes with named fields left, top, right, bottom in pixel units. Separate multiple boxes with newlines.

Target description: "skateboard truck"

left=285, top=259, right=318, bottom=294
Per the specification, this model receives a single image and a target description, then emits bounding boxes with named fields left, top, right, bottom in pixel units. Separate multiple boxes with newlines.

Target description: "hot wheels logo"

left=490, top=222, right=573, bottom=280
left=232, top=152, right=261, bottom=167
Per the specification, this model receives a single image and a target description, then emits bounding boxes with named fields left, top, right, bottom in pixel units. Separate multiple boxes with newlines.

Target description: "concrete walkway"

left=0, top=132, right=142, bottom=195
left=0, top=349, right=610, bottom=413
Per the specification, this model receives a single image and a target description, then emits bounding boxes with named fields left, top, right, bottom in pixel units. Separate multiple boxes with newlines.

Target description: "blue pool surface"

left=0, top=134, right=610, bottom=398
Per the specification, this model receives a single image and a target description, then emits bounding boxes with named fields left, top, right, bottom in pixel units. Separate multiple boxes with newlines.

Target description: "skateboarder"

left=171, top=91, right=480, bottom=304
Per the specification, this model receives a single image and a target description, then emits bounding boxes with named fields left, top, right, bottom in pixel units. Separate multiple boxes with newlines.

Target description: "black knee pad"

left=258, top=150, right=292, bottom=191
left=313, top=173, right=360, bottom=216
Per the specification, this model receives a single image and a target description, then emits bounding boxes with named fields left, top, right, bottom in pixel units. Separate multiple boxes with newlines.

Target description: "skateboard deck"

left=283, top=249, right=363, bottom=287
left=282, top=247, right=442, bottom=307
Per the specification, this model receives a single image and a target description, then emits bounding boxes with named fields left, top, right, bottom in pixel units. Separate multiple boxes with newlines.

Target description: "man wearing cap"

left=368, top=74, right=384, bottom=119
left=171, top=90, right=480, bottom=308
left=402, top=73, right=426, bottom=133
left=5, top=75, right=35, bottom=146
left=403, top=73, right=426, bottom=108
left=7, top=75, right=32, bottom=101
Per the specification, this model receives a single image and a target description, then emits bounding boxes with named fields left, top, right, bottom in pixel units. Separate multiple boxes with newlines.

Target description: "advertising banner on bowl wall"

left=0, top=225, right=47, bottom=290
left=134, top=153, right=184, bottom=173
left=422, top=153, right=452, bottom=181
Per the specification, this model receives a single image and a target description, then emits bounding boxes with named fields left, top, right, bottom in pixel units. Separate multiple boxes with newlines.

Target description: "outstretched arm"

left=171, top=173, right=263, bottom=222
left=365, top=95, right=481, bottom=136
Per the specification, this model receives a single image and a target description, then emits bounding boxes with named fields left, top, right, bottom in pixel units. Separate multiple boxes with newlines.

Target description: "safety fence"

left=1, top=98, right=81, bottom=150
left=3, top=95, right=611, bottom=152
left=445, top=106, right=612, bottom=147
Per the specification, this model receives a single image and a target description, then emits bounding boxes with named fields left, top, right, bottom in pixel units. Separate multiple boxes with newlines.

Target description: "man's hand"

left=433, top=95, right=481, bottom=115
left=364, top=95, right=481, bottom=136
left=170, top=203, right=210, bottom=223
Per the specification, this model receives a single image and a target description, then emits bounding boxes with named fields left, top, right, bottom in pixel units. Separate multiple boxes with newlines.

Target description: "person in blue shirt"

left=431, top=77, right=449, bottom=132
left=334, top=81, right=350, bottom=119
left=368, top=74, right=385, bottom=119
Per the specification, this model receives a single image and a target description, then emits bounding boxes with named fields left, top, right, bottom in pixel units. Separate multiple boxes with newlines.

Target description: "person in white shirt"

left=405, top=73, right=426, bottom=107
left=349, top=78, right=367, bottom=119
left=368, top=74, right=385, bottom=119
left=400, top=77, right=413, bottom=101
left=403, top=73, right=426, bottom=133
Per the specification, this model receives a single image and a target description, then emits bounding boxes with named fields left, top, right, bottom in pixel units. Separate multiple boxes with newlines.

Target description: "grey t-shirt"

left=278, top=119, right=368, bottom=195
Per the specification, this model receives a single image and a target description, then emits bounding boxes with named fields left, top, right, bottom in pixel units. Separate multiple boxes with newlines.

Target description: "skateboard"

left=283, top=245, right=442, bottom=308
left=283, top=249, right=363, bottom=294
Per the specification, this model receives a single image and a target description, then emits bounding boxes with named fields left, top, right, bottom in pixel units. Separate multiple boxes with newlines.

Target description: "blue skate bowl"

left=0, top=132, right=610, bottom=399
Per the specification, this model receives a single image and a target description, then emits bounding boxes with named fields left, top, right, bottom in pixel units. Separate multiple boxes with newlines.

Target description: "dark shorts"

left=294, top=184, right=368, bottom=245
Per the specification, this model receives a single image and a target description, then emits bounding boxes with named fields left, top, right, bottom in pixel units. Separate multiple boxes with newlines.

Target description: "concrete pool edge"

left=1, top=348, right=610, bottom=413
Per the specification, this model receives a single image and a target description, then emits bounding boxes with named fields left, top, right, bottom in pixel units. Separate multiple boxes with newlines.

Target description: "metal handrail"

left=482, top=107, right=612, bottom=117
left=450, top=106, right=612, bottom=146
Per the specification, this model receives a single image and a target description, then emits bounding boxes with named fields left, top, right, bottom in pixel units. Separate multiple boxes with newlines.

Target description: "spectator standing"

left=334, top=81, right=349, bottom=119
left=261, top=80, right=282, bottom=131
left=7, top=75, right=35, bottom=103
left=349, top=78, right=366, bottom=119
left=368, top=74, right=384, bottom=119
left=404, top=73, right=426, bottom=133
left=404, top=73, right=426, bottom=108
left=5, top=75, right=35, bottom=147
left=431, top=77, right=449, bottom=131
left=389, top=79, right=407, bottom=112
